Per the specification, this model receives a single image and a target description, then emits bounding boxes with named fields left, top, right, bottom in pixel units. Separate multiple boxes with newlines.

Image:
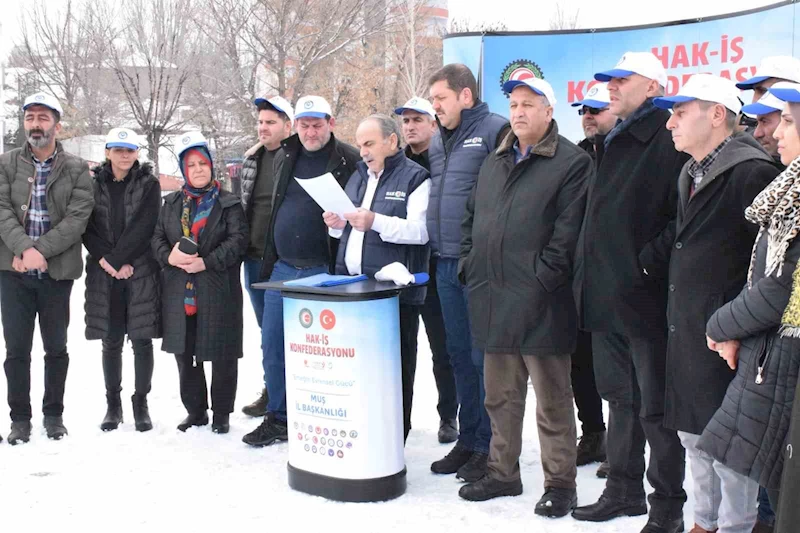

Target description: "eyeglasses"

left=738, top=114, right=757, bottom=128
left=578, top=107, right=607, bottom=116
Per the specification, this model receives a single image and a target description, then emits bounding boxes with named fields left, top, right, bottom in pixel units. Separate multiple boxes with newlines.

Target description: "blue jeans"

left=757, top=486, right=775, bottom=526
left=243, top=258, right=265, bottom=329
left=436, top=257, right=490, bottom=453
left=262, top=260, right=329, bottom=421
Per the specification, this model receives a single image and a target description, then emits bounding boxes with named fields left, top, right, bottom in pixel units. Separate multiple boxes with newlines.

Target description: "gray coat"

left=0, top=141, right=94, bottom=280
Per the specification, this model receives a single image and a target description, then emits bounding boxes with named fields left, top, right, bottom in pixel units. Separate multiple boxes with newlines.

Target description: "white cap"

left=176, top=131, right=209, bottom=158
left=741, top=92, right=784, bottom=117
left=23, top=92, right=64, bottom=117
left=105, top=128, right=141, bottom=150
left=571, top=83, right=611, bottom=109
left=595, top=52, right=668, bottom=88
left=737, top=56, right=800, bottom=89
left=768, top=81, right=800, bottom=103
left=294, top=96, right=333, bottom=120
left=253, top=95, right=295, bottom=126
left=502, top=77, right=557, bottom=107
left=654, top=74, right=742, bottom=114
left=394, top=97, right=436, bottom=118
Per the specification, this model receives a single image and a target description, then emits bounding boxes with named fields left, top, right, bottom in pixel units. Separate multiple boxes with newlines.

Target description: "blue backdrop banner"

left=443, top=1, right=799, bottom=142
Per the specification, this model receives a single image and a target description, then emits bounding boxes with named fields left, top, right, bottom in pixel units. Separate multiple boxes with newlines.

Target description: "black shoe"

left=438, top=418, right=458, bottom=444
left=577, top=430, right=606, bottom=466
left=8, top=421, right=32, bottom=445
left=458, top=475, right=523, bottom=501
left=212, top=413, right=230, bottom=434
left=242, top=388, right=269, bottom=418
left=43, top=416, right=68, bottom=440
left=177, top=412, right=208, bottom=432
left=752, top=520, right=775, bottom=533
left=242, top=414, right=288, bottom=446
left=431, top=443, right=473, bottom=474
left=535, top=487, right=578, bottom=518
left=132, top=394, right=153, bottom=432
left=572, top=494, right=648, bottom=522
left=641, top=515, right=684, bottom=533
left=100, top=393, right=123, bottom=431
left=596, top=460, right=610, bottom=478
left=456, top=452, right=489, bottom=482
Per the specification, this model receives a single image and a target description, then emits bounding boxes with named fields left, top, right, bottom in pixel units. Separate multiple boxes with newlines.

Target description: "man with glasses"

left=574, top=83, right=618, bottom=159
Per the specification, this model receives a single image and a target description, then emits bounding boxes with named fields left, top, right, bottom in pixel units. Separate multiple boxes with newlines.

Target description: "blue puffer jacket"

left=428, top=101, right=507, bottom=258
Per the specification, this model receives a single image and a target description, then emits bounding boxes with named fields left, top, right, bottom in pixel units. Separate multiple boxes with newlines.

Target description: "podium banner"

left=283, top=295, right=404, bottom=480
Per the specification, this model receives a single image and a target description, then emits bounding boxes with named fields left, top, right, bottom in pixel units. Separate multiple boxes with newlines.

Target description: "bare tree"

left=96, top=0, right=199, bottom=174
left=447, top=18, right=508, bottom=34
left=391, top=0, right=443, bottom=102
left=13, top=0, right=124, bottom=135
left=549, top=4, right=581, bottom=30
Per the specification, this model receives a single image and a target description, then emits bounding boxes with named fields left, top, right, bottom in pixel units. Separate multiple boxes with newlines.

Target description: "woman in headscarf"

left=698, top=82, right=800, bottom=529
left=83, top=127, right=161, bottom=432
left=152, top=131, right=248, bottom=434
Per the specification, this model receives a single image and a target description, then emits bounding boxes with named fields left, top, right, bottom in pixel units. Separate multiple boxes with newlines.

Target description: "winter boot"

left=177, top=412, right=209, bottom=432
left=8, top=421, right=32, bottom=445
left=43, top=416, right=68, bottom=440
left=431, top=443, right=473, bottom=474
left=241, top=388, right=269, bottom=418
left=577, top=430, right=607, bottom=466
left=456, top=452, right=489, bottom=482
left=100, top=393, right=123, bottom=431
left=596, top=460, right=610, bottom=478
left=212, top=412, right=230, bottom=434
left=459, top=475, right=523, bottom=501
left=535, top=487, right=579, bottom=518
left=438, top=418, right=458, bottom=444
left=132, top=394, right=153, bottom=432
left=242, top=413, right=288, bottom=446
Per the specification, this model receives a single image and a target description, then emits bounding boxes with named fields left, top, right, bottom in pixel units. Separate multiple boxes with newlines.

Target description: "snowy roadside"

left=0, top=271, right=694, bottom=532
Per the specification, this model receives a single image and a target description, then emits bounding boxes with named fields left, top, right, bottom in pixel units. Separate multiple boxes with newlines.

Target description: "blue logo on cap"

left=35, top=94, right=45, bottom=102
left=182, top=136, right=191, bottom=145
left=304, top=100, right=313, bottom=109
left=409, top=98, right=418, bottom=105
left=587, top=87, right=599, bottom=97
left=118, top=131, right=128, bottom=139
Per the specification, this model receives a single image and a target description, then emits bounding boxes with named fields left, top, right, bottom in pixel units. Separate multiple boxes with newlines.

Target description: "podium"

left=254, top=279, right=409, bottom=502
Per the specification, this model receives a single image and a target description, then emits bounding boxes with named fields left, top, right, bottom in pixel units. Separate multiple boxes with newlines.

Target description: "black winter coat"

left=776, top=378, right=800, bottom=532
left=83, top=162, right=162, bottom=340
left=574, top=105, right=690, bottom=339
left=152, top=189, right=248, bottom=361
left=697, top=231, right=800, bottom=490
left=655, top=135, right=779, bottom=435
left=259, top=133, right=360, bottom=281
left=461, top=122, right=593, bottom=356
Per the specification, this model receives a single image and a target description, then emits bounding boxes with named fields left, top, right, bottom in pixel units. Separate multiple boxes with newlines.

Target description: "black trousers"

left=175, top=316, right=238, bottom=415
left=419, top=258, right=457, bottom=422
left=400, top=304, right=420, bottom=442
left=571, top=329, right=605, bottom=434
left=0, top=272, right=73, bottom=422
left=593, top=332, right=686, bottom=515
left=102, top=279, right=154, bottom=397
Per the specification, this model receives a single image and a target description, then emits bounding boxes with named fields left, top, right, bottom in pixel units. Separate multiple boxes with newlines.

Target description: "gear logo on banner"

left=500, top=59, right=545, bottom=96
left=299, top=308, right=313, bottom=328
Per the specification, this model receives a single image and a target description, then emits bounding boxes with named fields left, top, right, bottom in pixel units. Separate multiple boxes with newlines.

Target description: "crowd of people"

left=1, top=49, right=800, bottom=533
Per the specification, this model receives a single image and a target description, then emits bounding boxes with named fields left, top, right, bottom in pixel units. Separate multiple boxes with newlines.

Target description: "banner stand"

left=254, top=279, right=414, bottom=502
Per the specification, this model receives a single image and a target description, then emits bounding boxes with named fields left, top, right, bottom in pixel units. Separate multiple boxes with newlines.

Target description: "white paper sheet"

left=294, top=172, right=358, bottom=218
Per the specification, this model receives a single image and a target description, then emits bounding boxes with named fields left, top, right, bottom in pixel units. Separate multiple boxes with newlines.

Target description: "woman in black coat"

left=152, top=131, right=248, bottom=434
left=699, top=88, right=800, bottom=520
left=83, top=127, right=161, bottom=432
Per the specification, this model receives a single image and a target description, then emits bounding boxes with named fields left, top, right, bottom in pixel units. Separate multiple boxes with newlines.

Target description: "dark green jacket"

left=0, top=141, right=94, bottom=280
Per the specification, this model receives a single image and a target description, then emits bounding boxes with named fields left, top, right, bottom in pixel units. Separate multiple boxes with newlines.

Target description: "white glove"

left=374, top=262, right=415, bottom=286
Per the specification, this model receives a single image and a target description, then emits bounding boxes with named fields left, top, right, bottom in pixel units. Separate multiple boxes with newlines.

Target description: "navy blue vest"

left=335, top=151, right=430, bottom=305
left=428, top=101, right=508, bottom=258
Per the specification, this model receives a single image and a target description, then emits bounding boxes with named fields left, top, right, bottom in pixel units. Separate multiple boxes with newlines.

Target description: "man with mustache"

left=0, top=92, right=94, bottom=444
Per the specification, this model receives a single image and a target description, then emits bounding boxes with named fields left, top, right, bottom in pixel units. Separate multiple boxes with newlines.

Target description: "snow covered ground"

left=1, top=273, right=696, bottom=532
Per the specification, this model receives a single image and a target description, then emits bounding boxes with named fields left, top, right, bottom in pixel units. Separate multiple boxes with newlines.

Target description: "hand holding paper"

left=295, top=172, right=357, bottom=218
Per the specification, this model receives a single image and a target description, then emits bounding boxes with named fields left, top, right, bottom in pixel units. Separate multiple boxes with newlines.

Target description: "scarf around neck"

left=743, top=156, right=800, bottom=337
left=180, top=180, right=220, bottom=316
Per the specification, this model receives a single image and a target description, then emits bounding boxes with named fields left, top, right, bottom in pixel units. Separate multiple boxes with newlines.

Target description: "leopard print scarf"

left=744, top=156, right=800, bottom=287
